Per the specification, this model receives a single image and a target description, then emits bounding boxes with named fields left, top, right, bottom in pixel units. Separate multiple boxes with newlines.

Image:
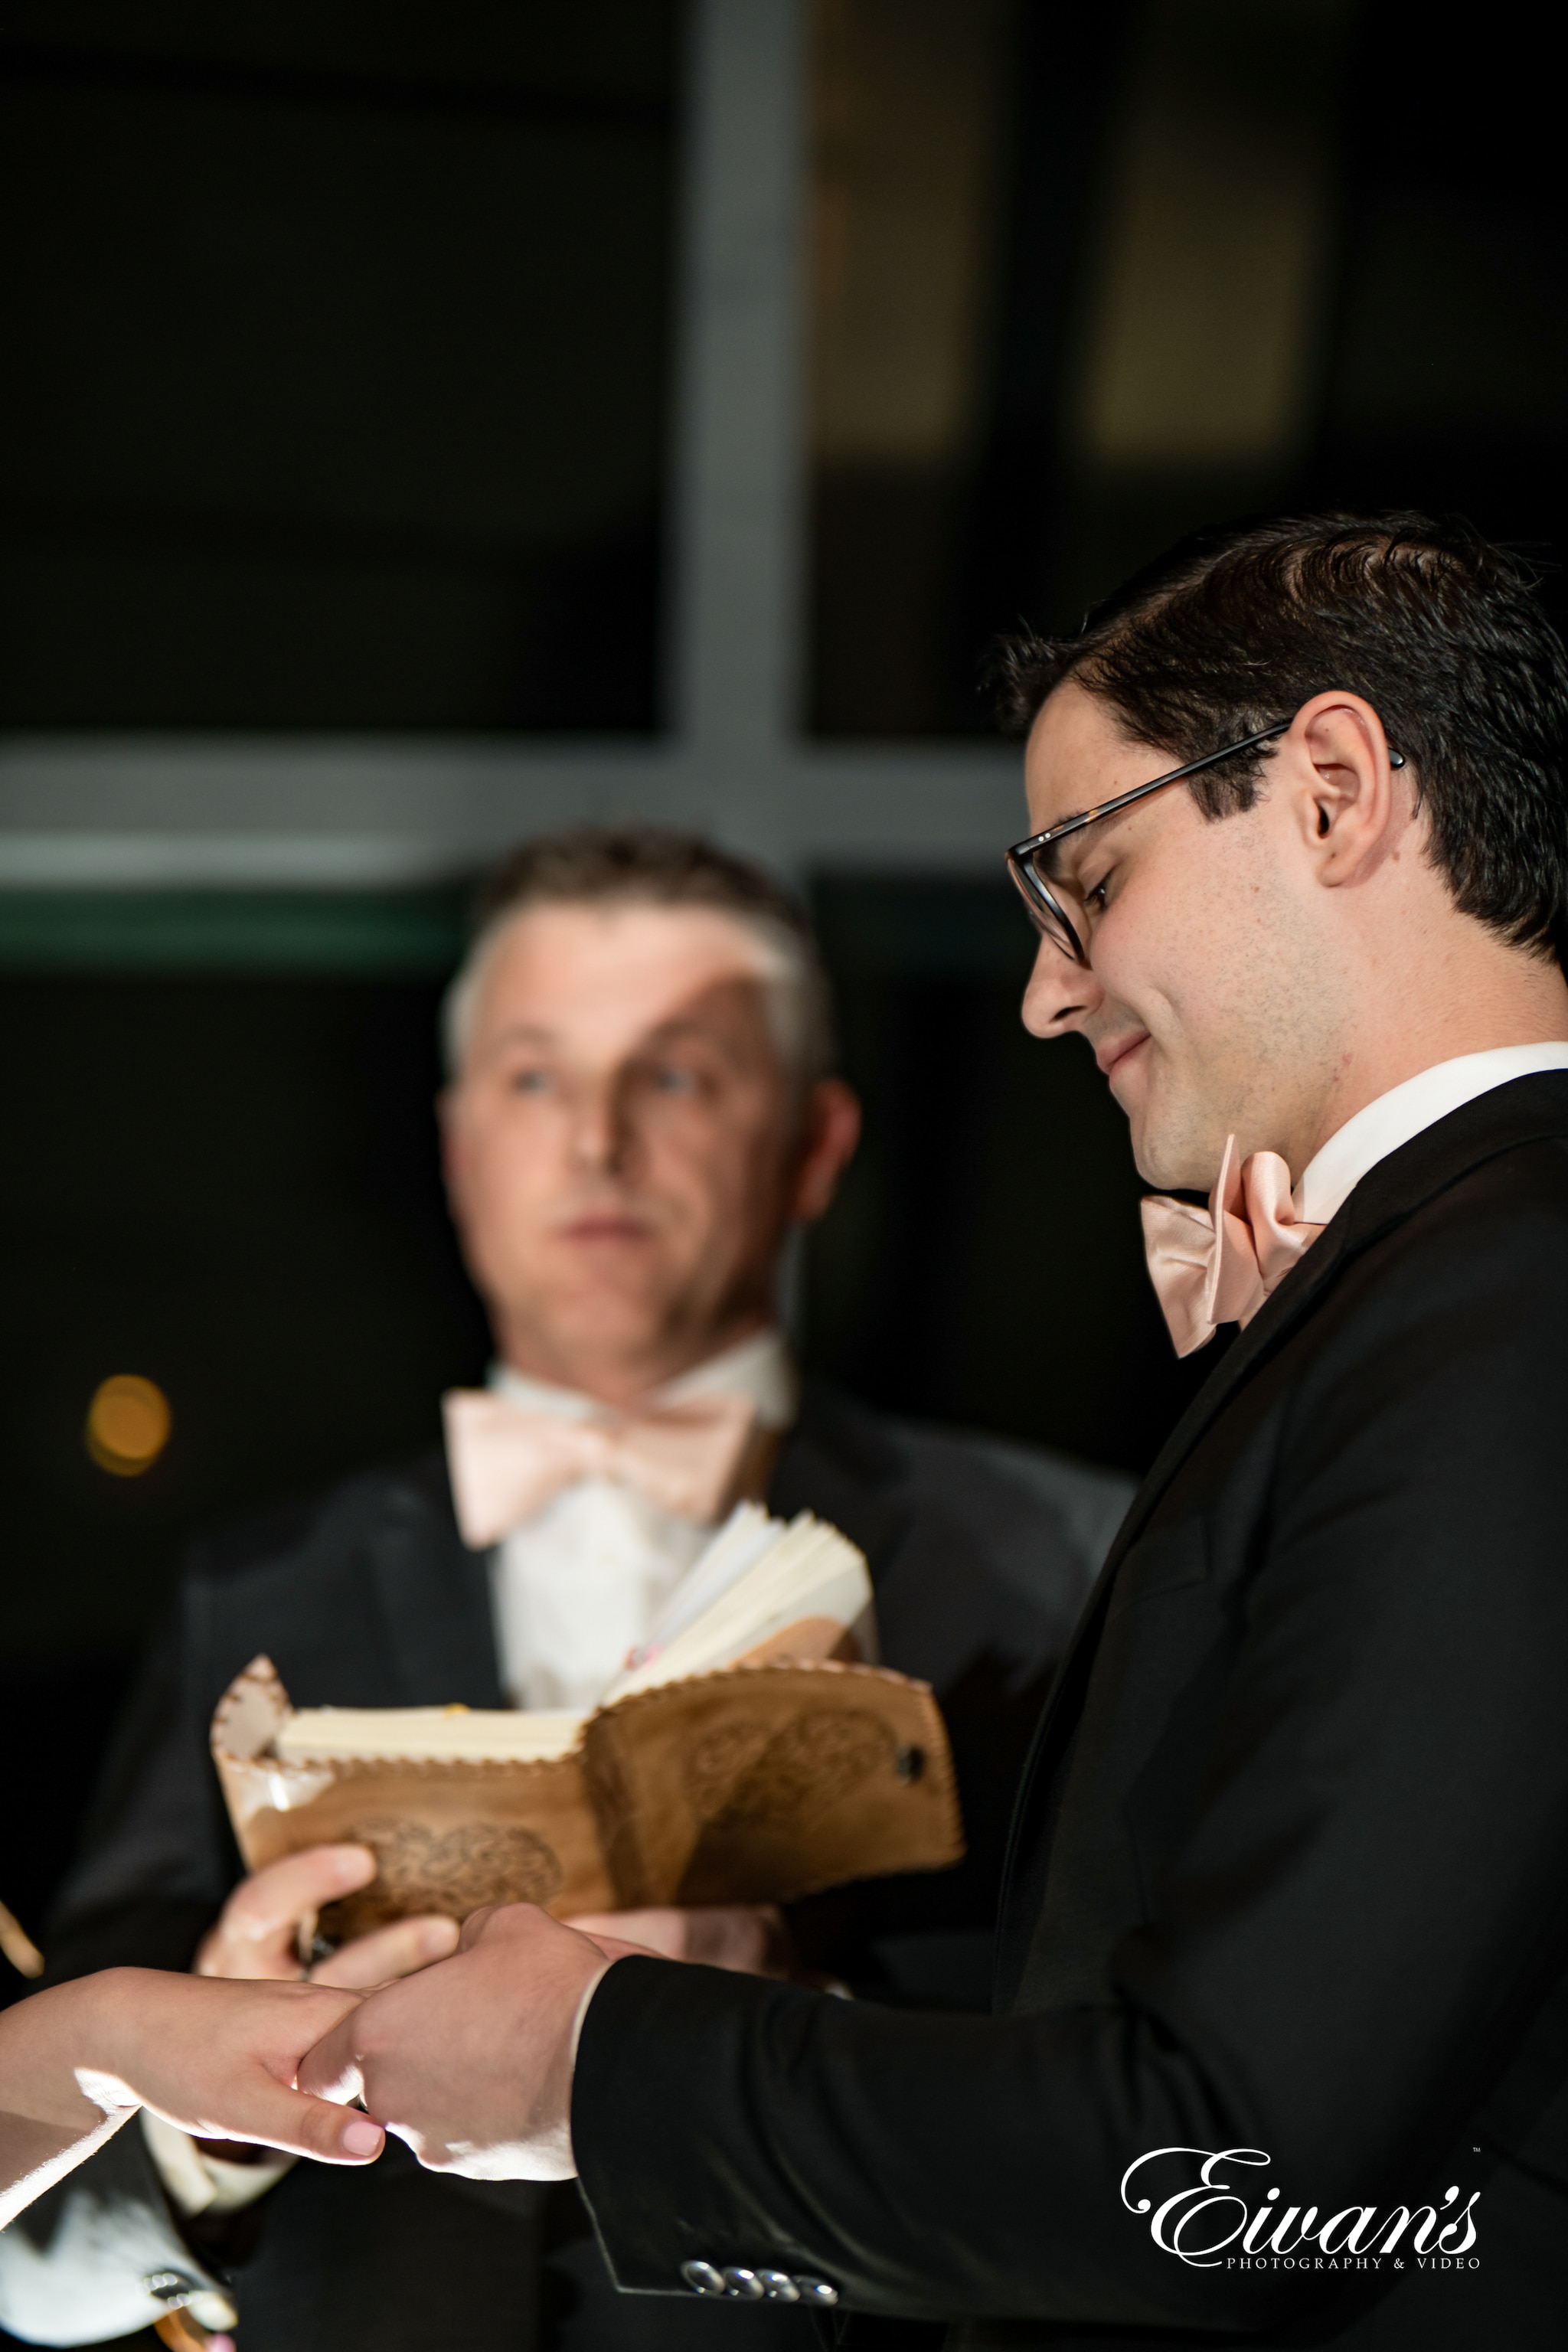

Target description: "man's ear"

left=1289, top=690, right=1410, bottom=886
left=789, top=1080, right=861, bottom=1223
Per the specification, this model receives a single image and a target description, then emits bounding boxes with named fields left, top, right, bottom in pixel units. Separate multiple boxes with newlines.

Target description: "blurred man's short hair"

left=442, top=825, right=838, bottom=1086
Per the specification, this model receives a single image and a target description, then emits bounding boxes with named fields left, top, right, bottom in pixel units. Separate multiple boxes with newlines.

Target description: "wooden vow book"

left=211, top=1506, right=963, bottom=1941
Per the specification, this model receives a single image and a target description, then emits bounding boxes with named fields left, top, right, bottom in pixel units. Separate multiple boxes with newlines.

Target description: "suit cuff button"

left=756, top=2272, right=800, bottom=2302
left=792, top=2275, right=840, bottom=2306
left=680, top=2261, right=727, bottom=2297
left=721, top=2268, right=766, bottom=2300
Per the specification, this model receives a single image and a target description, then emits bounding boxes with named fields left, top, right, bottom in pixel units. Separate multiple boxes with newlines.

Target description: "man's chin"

left=1116, top=1073, right=1161, bottom=1186
left=1125, top=1087, right=1222, bottom=1194
left=540, top=1298, right=675, bottom=1354
left=1131, top=1125, right=1228, bottom=1194
left=511, top=1280, right=694, bottom=1377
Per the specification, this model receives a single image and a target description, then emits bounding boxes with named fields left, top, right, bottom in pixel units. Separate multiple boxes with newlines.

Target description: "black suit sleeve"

left=571, top=1165, right=1568, bottom=2330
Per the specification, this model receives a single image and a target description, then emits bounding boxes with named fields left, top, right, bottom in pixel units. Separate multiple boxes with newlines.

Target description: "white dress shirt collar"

left=482, top=1330, right=797, bottom=1713
left=1295, top=1043, right=1568, bottom=1226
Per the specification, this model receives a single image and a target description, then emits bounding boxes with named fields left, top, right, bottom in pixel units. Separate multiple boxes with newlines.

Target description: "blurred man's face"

left=440, top=901, right=858, bottom=1402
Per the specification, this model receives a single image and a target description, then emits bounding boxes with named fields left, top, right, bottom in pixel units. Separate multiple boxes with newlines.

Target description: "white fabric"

left=486, top=1331, right=798, bottom=1710
left=141, top=2107, right=290, bottom=2231
left=0, top=2121, right=238, bottom=2336
left=1294, top=1044, right=1568, bottom=1225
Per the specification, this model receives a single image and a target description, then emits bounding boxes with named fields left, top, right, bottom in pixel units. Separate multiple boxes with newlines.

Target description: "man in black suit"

left=0, top=828, right=1129, bottom=2350
left=306, top=514, right=1568, bottom=2350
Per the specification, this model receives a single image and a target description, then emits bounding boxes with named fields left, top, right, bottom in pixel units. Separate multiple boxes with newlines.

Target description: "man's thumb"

left=296, top=2012, right=364, bottom=2105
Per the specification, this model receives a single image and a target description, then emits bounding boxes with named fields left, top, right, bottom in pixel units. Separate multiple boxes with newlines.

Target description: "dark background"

left=5, top=2, right=1561, bottom=740
left=810, top=0, right=1567, bottom=730
left=0, top=2, right=680, bottom=730
left=2, top=0, right=1563, bottom=2052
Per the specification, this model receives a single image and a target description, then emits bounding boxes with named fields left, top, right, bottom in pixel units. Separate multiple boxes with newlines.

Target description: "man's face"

left=1020, top=682, right=1344, bottom=1188
left=441, top=902, right=853, bottom=1395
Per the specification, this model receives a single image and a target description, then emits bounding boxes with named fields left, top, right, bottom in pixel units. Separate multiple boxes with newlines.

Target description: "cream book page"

left=273, top=1707, right=584, bottom=1765
left=600, top=1504, right=875, bottom=1701
left=269, top=1504, right=874, bottom=1761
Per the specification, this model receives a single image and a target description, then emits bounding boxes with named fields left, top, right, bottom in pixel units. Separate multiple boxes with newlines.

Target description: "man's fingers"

left=567, top=1909, right=687, bottom=1959
left=237, top=1846, right=378, bottom=1932
left=563, top=1904, right=790, bottom=1973
left=204, top=1847, right=377, bottom=1958
left=572, top=1931, right=658, bottom=1963
left=456, top=1903, right=499, bottom=1952
left=681, top=1903, right=792, bottom=1975
left=310, top=1915, right=459, bottom=1988
left=295, top=2011, right=366, bottom=2105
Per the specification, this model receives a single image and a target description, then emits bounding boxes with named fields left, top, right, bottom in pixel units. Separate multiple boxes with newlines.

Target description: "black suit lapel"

left=766, top=1381, right=910, bottom=1589
left=1116, top=1071, right=1568, bottom=1566
left=993, top=1071, right=1568, bottom=1999
left=990, top=1210, right=1354, bottom=1981
left=363, top=1450, right=506, bottom=1709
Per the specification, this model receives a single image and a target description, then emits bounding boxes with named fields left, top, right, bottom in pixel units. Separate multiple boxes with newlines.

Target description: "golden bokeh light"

left=86, top=1374, right=172, bottom=1477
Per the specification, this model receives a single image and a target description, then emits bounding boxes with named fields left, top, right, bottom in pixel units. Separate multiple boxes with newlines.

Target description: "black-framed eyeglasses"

left=1005, top=723, right=1292, bottom=967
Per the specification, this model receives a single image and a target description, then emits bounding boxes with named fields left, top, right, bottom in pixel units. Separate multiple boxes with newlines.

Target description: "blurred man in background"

left=2, top=828, right=1130, bottom=2352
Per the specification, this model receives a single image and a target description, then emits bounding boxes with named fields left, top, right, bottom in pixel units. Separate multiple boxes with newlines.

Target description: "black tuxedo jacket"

left=2, top=1384, right=1129, bottom=2352
left=570, top=1076, right=1568, bottom=2351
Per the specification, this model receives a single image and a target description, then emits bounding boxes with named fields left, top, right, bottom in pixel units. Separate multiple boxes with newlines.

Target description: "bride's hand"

left=1, top=1968, right=384, bottom=2226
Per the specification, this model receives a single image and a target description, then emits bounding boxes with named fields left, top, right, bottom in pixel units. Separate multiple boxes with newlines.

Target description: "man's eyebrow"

left=1039, top=820, right=1096, bottom=884
left=637, top=1014, right=740, bottom=1050
left=488, top=1021, right=558, bottom=1049
left=1047, top=803, right=1135, bottom=882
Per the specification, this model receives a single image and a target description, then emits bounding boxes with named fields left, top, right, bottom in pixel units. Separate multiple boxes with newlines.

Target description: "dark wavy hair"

left=995, top=512, right=1568, bottom=964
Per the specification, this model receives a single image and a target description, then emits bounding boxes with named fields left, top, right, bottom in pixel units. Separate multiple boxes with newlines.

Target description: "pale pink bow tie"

left=442, top=1387, right=758, bottom=1549
left=1141, top=1133, right=1325, bottom=1358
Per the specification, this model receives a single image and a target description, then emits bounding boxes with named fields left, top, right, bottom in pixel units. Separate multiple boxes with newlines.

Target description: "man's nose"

left=569, top=1076, right=628, bottom=1172
left=1021, top=936, right=1102, bottom=1037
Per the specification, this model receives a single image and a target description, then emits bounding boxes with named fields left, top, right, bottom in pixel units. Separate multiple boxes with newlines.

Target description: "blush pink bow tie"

left=441, top=1387, right=759, bottom=1550
left=1141, top=1133, right=1325, bottom=1358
